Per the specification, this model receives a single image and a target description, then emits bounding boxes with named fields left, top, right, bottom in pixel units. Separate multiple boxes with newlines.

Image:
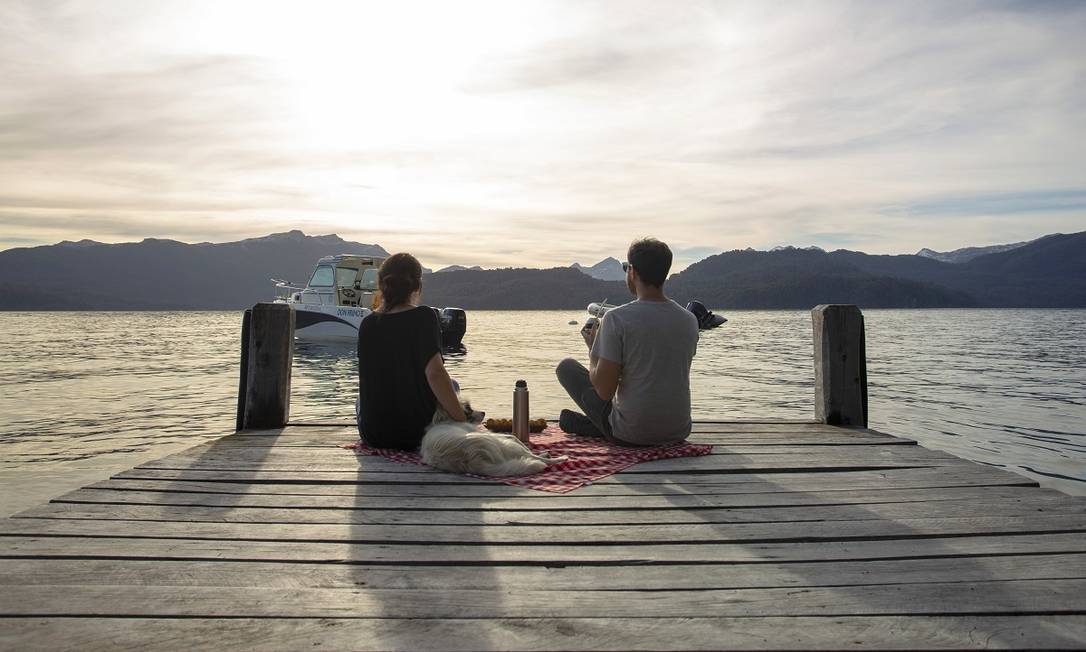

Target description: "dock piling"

left=812, top=304, right=868, bottom=427
left=234, top=308, right=252, bottom=431
left=239, top=302, right=294, bottom=430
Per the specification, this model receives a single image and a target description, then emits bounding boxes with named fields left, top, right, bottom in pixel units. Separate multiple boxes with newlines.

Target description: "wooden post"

left=812, top=304, right=868, bottom=427
left=240, top=302, right=294, bottom=430
left=235, top=308, right=252, bottom=432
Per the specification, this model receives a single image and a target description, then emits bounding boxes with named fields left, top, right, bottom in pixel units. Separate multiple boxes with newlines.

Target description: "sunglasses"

left=621, top=261, right=632, bottom=273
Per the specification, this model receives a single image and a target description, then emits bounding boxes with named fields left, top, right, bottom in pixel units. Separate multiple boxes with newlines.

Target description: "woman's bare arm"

left=424, top=352, right=466, bottom=421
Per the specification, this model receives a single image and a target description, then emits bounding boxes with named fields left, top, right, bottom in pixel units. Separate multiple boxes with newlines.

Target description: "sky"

left=1, top=0, right=1084, bottom=270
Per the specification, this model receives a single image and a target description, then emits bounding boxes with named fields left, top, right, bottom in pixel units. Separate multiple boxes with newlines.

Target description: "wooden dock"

left=2, top=304, right=1084, bottom=649
left=1, top=419, right=1085, bottom=649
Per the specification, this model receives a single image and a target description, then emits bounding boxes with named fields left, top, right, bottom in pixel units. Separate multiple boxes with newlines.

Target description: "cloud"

left=883, top=189, right=1086, bottom=218
left=0, top=0, right=1084, bottom=267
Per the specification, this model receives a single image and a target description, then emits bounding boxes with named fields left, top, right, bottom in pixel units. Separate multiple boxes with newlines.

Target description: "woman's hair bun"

left=378, top=253, right=423, bottom=309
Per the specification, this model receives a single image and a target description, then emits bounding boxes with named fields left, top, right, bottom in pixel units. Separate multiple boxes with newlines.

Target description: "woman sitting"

left=357, top=253, right=465, bottom=450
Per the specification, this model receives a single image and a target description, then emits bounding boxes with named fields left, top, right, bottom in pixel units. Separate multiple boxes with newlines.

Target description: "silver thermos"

left=513, top=380, right=529, bottom=443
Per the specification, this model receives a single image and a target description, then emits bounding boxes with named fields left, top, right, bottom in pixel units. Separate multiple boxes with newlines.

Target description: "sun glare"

left=159, top=1, right=556, bottom=151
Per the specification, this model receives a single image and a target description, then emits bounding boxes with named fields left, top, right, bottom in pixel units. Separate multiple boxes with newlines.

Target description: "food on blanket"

left=485, top=417, right=546, bottom=433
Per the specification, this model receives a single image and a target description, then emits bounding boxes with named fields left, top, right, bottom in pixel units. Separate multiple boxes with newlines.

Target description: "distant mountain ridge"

left=1, top=230, right=1082, bottom=310
left=571, top=257, right=625, bottom=281
left=916, top=239, right=1033, bottom=264
left=0, top=230, right=387, bottom=310
left=668, top=248, right=974, bottom=309
left=435, top=265, right=483, bottom=273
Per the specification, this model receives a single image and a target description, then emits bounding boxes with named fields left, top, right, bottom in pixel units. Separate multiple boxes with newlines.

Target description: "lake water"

left=1, top=309, right=1083, bottom=515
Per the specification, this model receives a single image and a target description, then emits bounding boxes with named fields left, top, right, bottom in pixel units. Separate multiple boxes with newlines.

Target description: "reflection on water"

left=292, top=339, right=358, bottom=420
left=0, top=311, right=238, bottom=466
left=0, top=309, right=1083, bottom=498
left=866, top=310, right=1086, bottom=496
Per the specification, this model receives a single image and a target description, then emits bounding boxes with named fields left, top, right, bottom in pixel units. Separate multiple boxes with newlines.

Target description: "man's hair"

left=627, top=238, right=672, bottom=287
left=378, top=253, right=423, bottom=309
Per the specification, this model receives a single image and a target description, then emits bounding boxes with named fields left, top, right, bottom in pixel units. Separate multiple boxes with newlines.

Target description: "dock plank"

left=131, top=453, right=964, bottom=474
left=14, top=490, right=1084, bottom=526
left=3, top=616, right=1084, bottom=651
left=206, top=434, right=919, bottom=448
left=4, top=554, right=1085, bottom=590
left=4, top=579, right=1085, bottom=618
left=72, top=477, right=1078, bottom=502
left=109, top=464, right=1038, bottom=488
left=3, top=532, right=1086, bottom=564
left=43, top=479, right=1045, bottom=511
left=3, top=513, right=1085, bottom=544
left=3, top=420, right=1084, bottom=650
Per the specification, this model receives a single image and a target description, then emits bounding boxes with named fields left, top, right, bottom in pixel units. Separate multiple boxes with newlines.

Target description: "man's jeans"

left=555, top=357, right=616, bottom=441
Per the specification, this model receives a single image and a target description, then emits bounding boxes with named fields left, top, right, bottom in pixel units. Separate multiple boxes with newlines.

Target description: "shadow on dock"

left=623, top=424, right=1086, bottom=645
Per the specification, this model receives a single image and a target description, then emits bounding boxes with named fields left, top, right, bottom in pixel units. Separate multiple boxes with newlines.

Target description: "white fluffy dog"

left=420, top=400, right=566, bottom=477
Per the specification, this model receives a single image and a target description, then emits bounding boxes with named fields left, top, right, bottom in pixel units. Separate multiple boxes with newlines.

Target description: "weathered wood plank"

left=2, top=579, right=1084, bottom=618
left=153, top=425, right=906, bottom=443
left=3, top=533, right=1084, bottom=564
left=126, top=457, right=983, bottom=477
left=140, top=442, right=954, bottom=463
left=208, top=435, right=919, bottom=449
left=47, top=481, right=1047, bottom=511
left=4, top=554, right=1084, bottom=590
left=70, top=477, right=1082, bottom=505
left=3, top=616, right=1084, bottom=651
left=3, top=513, right=1084, bottom=545
left=132, top=455, right=960, bottom=475
left=110, top=464, right=1036, bottom=488
left=269, top=421, right=841, bottom=433
left=167, top=449, right=951, bottom=465
left=169, top=441, right=942, bottom=456
left=15, top=491, right=1083, bottom=526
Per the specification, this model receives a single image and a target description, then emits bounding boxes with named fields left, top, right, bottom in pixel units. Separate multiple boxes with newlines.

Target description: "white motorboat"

left=273, top=254, right=467, bottom=345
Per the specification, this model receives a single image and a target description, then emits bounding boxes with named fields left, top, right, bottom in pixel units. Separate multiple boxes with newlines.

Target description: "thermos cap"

left=515, top=379, right=527, bottom=388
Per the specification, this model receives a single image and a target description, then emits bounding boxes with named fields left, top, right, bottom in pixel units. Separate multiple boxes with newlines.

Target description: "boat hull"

left=289, top=304, right=367, bottom=341
left=284, top=303, right=469, bottom=347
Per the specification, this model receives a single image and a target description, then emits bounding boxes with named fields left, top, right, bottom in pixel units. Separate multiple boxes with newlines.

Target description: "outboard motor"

left=437, top=307, right=467, bottom=349
left=686, top=300, right=728, bottom=330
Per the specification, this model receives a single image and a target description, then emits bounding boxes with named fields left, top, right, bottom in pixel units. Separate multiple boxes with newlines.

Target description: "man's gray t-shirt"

left=590, top=299, right=699, bottom=445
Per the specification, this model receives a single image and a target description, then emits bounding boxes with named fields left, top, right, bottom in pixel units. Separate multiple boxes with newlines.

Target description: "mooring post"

left=239, top=302, right=294, bottom=430
left=235, top=308, right=252, bottom=431
left=812, top=304, right=868, bottom=427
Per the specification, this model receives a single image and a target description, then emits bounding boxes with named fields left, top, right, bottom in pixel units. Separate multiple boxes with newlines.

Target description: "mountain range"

left=915, top=240, right=1032, bottom=264
left=570, top=257, right=626, bottom=281
left=0, top=230, right=387, bottom=310
left=1, top=230, right=1082, bottom=310
left=434, top=265, right=484, bottom=274
left=430, top=258, right=626, bottom=280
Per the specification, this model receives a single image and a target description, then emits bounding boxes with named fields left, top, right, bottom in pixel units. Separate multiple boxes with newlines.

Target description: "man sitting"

left=556, top=238, right=699, bottom=445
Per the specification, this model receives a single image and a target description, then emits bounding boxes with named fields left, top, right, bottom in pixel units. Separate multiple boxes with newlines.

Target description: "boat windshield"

left=335, top=267, right=358, bottom=288
left=359, top=268, right=378, bottom=291
left=308, top=265, right=334, bottom=287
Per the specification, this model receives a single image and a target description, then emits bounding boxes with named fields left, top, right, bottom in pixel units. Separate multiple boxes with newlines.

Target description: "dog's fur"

left=420, top=400, right=566, bottom=477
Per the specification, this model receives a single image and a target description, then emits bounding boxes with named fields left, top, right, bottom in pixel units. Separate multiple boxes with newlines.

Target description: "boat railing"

left=271, top=278, right=305, bottom=302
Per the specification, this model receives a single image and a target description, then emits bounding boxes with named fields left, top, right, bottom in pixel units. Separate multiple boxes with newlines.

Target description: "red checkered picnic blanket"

left=341, top=424, right=712, bottom=493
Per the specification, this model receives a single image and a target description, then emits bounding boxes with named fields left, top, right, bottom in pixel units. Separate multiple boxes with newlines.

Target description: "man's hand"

left=580, top=319, right=599, bottom=349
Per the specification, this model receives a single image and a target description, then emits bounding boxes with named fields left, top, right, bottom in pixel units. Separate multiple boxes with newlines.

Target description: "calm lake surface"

left=1, top=309, right=1083, bottom=514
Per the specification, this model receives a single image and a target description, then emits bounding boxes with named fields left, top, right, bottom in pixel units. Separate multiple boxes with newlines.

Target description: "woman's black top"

left=357, top=306, right=442, bottom=450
